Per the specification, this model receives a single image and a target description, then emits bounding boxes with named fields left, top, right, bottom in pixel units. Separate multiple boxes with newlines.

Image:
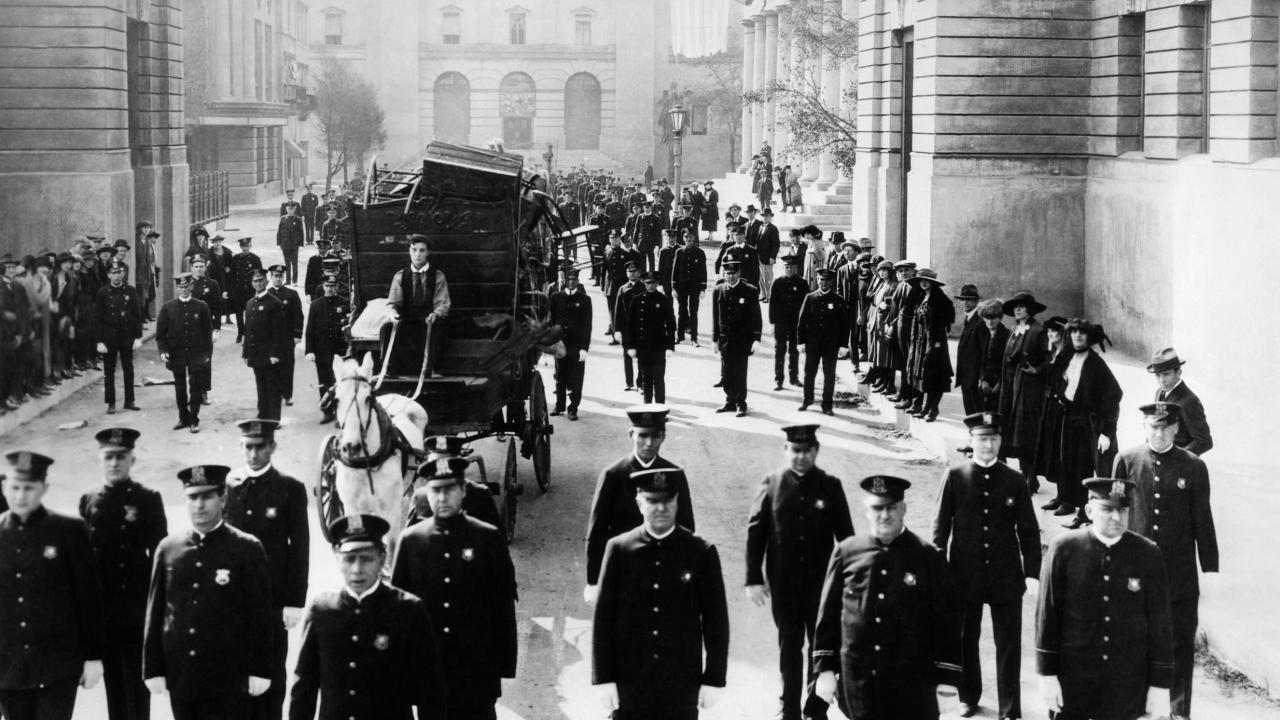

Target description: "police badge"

left=124, top=505, right=138, bottom=522
left=1006, top=497, right=1015, bottom=507
left=903, top=572, right=917, bottom=586
left=1128, top=577, right=1142, bottom=592
left=814, top=499, right=826, bottom=510
left=266, top=507, right=278, bottom=519
left=738, top=297, right=744, bottom=304
left=374, top=634, right=390, bottom=650
left=462, top=548, right=475, bottom=561
left=1177, top=478, right=1187, bottom=490
left=681, top=570, right=694, bottom=583
left=43, top=545, right=58, bottom=560
left=216, top=569, right=231, bottom=585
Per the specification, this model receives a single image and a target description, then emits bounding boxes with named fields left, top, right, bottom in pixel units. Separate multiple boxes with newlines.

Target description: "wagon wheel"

left=498, top=440, right=519, bottom=541
left=314, top=435, right=344, bottom=542
left=529, top=371, right=552, bottom=492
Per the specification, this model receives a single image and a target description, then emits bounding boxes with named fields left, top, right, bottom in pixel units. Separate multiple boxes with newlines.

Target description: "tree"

left=744, top=2, right=858, bottom=173
left=677, top=39, right=745, bottom=171
left=312, top=58, right=388, bottom=188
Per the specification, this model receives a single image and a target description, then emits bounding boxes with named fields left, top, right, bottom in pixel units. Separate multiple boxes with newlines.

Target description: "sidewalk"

left=843, top=340, right=1280, bottom=697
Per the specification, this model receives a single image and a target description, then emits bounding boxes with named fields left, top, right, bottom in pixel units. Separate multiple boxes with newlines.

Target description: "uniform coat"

left=303, top=294, right=350, bottom=397
left=657, top=243, right=679, bottom=294
left=813, top=530, right=962, bottom=720
left=671, top=244, right=707, bottom=342
left=1036, top=529, right=1174, bottom=720
left=391, top=514, right=517, bottom=710
left=300, top=192, right=320, bottom=240
left=95, top=283, right=143, bottom=406
left=769, top=274, right=809, bottom=385
left=156, top=297, right=214, bottom=426
left=289, top=583, right=444, bottom=720
left=225, top=467, right=310, bottom=608
left=585, top=455, right=695, bottom=585
left=592, top=526, right=730, bottom=720
left=625, top=289, right=677, bottom=403
left=712, top=280, right=762, bottom=407
left=797, top=289, right=850, bottom=409
left=269, top=285, right=304, bottom=401
left=228, top=252, right=263, bottom=311
left=549, top=285, right=592, bottom=412
left=144, top=523, right=275, bottom=700
left=242, top=292, right=290, bottom=420
left=1157, top=382, right=1213, bottom=455
left=190, top=276, right=223, bottom=320
left=720, top=243, right=760, bottom=287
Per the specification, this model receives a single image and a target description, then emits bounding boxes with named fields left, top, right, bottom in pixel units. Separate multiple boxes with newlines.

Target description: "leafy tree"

left=676, top=40, right=745, bottom=170
left=313, top=58, right=387, bottom=188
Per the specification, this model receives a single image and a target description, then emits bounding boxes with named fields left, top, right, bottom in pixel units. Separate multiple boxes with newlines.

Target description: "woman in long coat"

left=1048, top=317, right=1122, bottom=528
left=786, top=167, right=804, bottom=213
left=998, top=291, right=1048, bottom=472
left=1031, top=316, right=1068, bottom=496
left=866, top=260, right=899, bottom=394
left=904, top=269, right=954, bottom=421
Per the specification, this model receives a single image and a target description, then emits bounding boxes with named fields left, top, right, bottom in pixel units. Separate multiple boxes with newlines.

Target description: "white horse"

left=331, top=354, right=429, bottom=558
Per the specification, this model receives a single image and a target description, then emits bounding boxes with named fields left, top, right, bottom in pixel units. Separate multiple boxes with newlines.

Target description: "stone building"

left=0, top=1, right=188, bottom=274
left=300, top=0, right=737, bottom=181
left=185, top=0, right=311, bottom=204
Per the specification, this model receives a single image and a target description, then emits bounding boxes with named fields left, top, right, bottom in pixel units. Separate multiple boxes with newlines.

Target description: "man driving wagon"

left=383, top=234, right=450, bottom=377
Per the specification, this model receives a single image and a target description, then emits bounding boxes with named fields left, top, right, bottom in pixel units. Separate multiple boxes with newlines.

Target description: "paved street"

left=3, top=207, right=1276, bottom=720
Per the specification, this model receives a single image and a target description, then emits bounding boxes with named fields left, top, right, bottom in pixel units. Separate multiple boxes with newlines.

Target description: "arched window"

left=564, top=72, right=600, bottom=150
left=434, top=72, right=471, bottom=144
left=499, top=72, right=536, bottom=149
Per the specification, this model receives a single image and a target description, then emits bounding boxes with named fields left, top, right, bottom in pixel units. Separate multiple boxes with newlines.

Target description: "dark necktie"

left=413, top=270, right=425, bottom=305
left=1158, top=390, right=1168, bottom=401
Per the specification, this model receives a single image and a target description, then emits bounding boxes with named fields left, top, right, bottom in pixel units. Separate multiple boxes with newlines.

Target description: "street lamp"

left=669, top=104, right=689, bottom=204
left=542, top=142, right=555, bottom=195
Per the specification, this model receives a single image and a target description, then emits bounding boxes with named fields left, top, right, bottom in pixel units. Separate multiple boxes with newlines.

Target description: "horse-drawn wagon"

left=315, top=142, right=574, bottom=547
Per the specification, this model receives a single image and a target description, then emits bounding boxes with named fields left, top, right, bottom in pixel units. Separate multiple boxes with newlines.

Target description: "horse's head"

left=333, top=353, right=377, bottom=456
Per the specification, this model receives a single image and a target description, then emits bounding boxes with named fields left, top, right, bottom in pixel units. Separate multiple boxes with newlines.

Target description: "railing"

left=190, top=170, right=229, bottom=229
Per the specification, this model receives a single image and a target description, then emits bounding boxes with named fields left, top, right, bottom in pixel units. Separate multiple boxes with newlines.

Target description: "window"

left=574, top=13, right=591, bottom=45
left=509, top=12, right=526, bottom=45
left=564, top=72, right=600, bottom=149
left=691, top=104, right=709, bottom=135
left=499, top=72, right=536, bottom=148
left=324, top=9, right=342, bottom=45
left=442, top=9, right=461, bottom=44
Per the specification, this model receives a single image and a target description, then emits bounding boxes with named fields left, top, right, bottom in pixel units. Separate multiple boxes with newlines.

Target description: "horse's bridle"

left=334, top=373, right=397, bottom=493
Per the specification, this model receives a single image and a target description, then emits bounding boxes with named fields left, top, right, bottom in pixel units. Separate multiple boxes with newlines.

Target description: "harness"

left=334, top=373, right=399, bottom=494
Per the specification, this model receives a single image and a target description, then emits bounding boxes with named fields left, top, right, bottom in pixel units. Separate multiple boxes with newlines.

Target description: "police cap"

left=5, top=451, right=54, bottom=482
left=626, top=403, right=669, bottom=429
left=1138, top=401, right=1182, bottom=427
left=782, top=424, right=820, bottom=446
left=177, top=464, right=231, bottom=492
left=963, top=412, right=1002, bottom=435
left=1084, top=477, right=1134, bottom=507
left=860, top=475, right=910, bottom=502
left=328, top=513, right=391, bottom=553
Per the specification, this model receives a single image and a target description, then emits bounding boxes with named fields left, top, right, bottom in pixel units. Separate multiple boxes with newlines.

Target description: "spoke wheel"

left=529, top=371, right=552, bottom=492
left=500, top=440, right=519, bottom=542
left=314, top=435, right=344, bottom=542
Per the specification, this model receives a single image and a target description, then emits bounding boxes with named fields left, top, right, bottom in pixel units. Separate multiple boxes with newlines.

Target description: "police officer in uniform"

left=712, top=260, right=762, bottom=417
left=745, top=425, right=854, bottom=720
left=320, top=206, right=344, bottom=247
left=624, top=270, right=675, bottom=403
left=290, top=514, right=445, bottom=720
left=1113, top=402, right=1218, bottom=720
left=226, top=418, right=311, bottom=720
left=279, top=188, right=301, bottom=217
left=584, top=405, right=695, bottom=603
left=304, top=277, right=350, bottom=424
left=392, top=457, right=517, bottom=720
left=812, top=475, right=963, bottom=720
left=671, top=229, right=707, bottom=346
left=303, top=238, right=332, bottom=299
left=932, top=412, right=1041, bottom=719
left=592, top=468, right=730, bottom=720
left=797, top=268, right=850, bottom=415
left=79, top=428, right=168, bottom=720
left=267, top=265, right=304, bottom=407
left=300, top=185, right=320, bottom=244
left=144, top=464, right=275, bottom=720
left=1035, top=477, right=1174, bottom=720
left=94, top=260, right=143, bottom=413
left=612, top=262, right=644, bottom=390
left=157, top=273, right=216, bottom=432
left=549, top=265, right=591, bottom=420
left=0, top=451, right=105, bottom=720
left=769, top=255, right=808, bottom=391
left=242, top=268, right=290, bottom=420
left=585, top=200, right=611, bottom=286
left=189, top=255, right=224, bottom=322
left=229, top=238, right=264, bottom=342
left=277, top=204, right=305, bottom=285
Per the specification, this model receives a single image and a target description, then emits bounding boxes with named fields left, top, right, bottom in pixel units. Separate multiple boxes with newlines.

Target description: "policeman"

left=242, top=268, right=289, bottom=420
left=711, top=260, right=762, bottom=417
left=625, top=271, right=676, bottom=404
left=391, top=456, right=518, bottom=720
left=932, top=412, right=1041, bottom=719
left=1035, top=477, right=1174, bottom=720
left=300, top=184, right=320, bottom=244
left=592, top=468, right=730, bottom=720
left=0, top=451, right=105, bottom=720
left=585, top=200, right=611, bottom=286
left=94, top=260, right=143, bottom=413
left=656, top=227, right=681, bottom=295
left=279, top=188, right=301, bottom=217
left=189, top=255, right=224, bottom=322
left=584, top=404, right=695, bottom=603
left=320, top=206, right=344, bottom=246
left=797, top=268, right=850, bottom=415
left=290, top=514, right=445, bottom=720
left=670, top=228, right=707, bottom=346
left=304, top=277, right=350, bottom=424
left=549, top=266, right=591, bottom=420
left=303, top=238, right=333, bottom=299
left=229, top=238, right=264, bottom=342
left=1113, top=402, right=1218, bottom=720
left=144, top=464, right=275, bottom=720
left=156, top=273, right=215, bottom=432
left=769, top=254, right=808, bottom=391
left=411, top=437, right=504, bottom=533
left=745, top=425, right=854, bottom=720
left=812, top=475, right=962, bottom=719
left=601, top=231, right=629, bottom=339
left=277, top=204, right=305, bottom=285
left=635, top=201, right=662, bottom=271
left=267, top=265, right=304, bottom=407
left=319, top=255, right=352, bottom=307
left=79, top=428, right=167, bottom=720
left=226, top=418, right=311, bottom=720
left=612, top=262, right=644, bottom=391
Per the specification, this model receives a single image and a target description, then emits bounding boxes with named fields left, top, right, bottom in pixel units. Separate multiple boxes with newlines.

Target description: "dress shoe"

left=173, top=422, right=189, bottom=431
left=693, top=341, right=701, bottom=348
left=1063, top=516, right=1087, bottom=529
left=190, top=423, right=200, bottom=434
left=735, top=405, right=748, bottom=417
left=959, top=703, right=978, bottom=718
left=799, top=403, right=811, bottom=412
left=608, top=339, right=620, bottom=346
left=774, top=384, right=784, bottom=391
left=715, top=404, right=735, bottom=413
left=567, top=409, right=579, bottom=421
left=1053, top=504, right=1076, bottom=517
left=924, top=410, right=938, bottom=422
left=202, top=396, right=212, bottom=405
left=1041, top=498, right=1063, bottom=511
left=106, top=404, right=117, bottom=415
left=821, top=408, right=835, bottom=416
left=124, top=403, right=141, bottom=411
left=713, top=381, right=724, bottom=388
left=624, top=385, right=635, bottom=392
left=1, top=400, right=19, bottom=411
left=894, top=400, right=913, bottom=410
left=284, top=398, right=294, bottom=406
left=790, top=377, right=801, bottom=387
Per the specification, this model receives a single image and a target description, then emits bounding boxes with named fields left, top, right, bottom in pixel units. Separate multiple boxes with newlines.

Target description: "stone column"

left=814, top=0, right=842, bottom=190
left=752, top=13, right=767, bottom=162
left=214, top=0, right=232, bottom=97
left=774, top=5, right=792, bottom=156
left=799, top=1, right=820, bottom=183
left=829, top=0, right=858, bottom=192
left=739, top=18, right=756, bottom=171
left=762, top=11, right=779, bottom=164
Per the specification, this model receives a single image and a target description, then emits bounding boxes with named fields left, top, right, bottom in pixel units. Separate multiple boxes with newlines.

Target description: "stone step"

left=806, top=203, right=853, bottom=216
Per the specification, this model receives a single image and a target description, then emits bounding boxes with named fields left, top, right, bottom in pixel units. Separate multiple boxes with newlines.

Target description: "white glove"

left=698, top=685, right=724, bottom=709
left=750, top=341, right=759, bottom=354
left=145, top=677, right=167, bottom=695
left=626, top=349, right=637, bottom=359
left=1098, top=435, right=1111, bottom=453
left=269, top=357, right=280, bottom=365
left=425, top=313, right=437, bottom=325
left=745, top=584, right=769, bottom=607
left=96, top=342, right=107, bottom=354
left=283, top=606, right=303, bottom=629
left=1040, top=675, right=1064, bottom=712
left=1147, top=686, right=1171, bottom=717
left=583, top=585, right=599, bottom=604
left=664, top=349, right=673, bottom=360
left=160, top=352, right=169, bottom=362
left=80, top=660, right=103, bottom=689
left=133, top=339, right=141, bottom=350
left=578, top=349, right=588, bottom=361
left=614, top=332, right=622, bottom=343
left=596, top=682, right=619, bottom=710
left=248, top=676, right=271, bottom=697
left=305, top=353, right=316, bottom=361
left=815, top=671, right=837, bottom=703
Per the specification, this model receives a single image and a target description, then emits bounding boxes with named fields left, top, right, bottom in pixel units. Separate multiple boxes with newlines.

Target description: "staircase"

left=714, top=172, right=854, bottom=237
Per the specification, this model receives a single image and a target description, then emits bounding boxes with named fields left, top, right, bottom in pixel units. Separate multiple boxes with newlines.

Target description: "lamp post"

left=542, top=142, right=555, bottom=195
left=669, top=104, right=689, bottom=204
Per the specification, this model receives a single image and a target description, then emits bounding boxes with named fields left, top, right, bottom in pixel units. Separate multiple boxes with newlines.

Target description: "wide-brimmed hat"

left=906, top=268, right=945, bottom=288
left=1146, top=347, right=1186, bottom=373
left=953, top=284, right=980, bottom=300
left=1001, top=291, right=1046, bottom=316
